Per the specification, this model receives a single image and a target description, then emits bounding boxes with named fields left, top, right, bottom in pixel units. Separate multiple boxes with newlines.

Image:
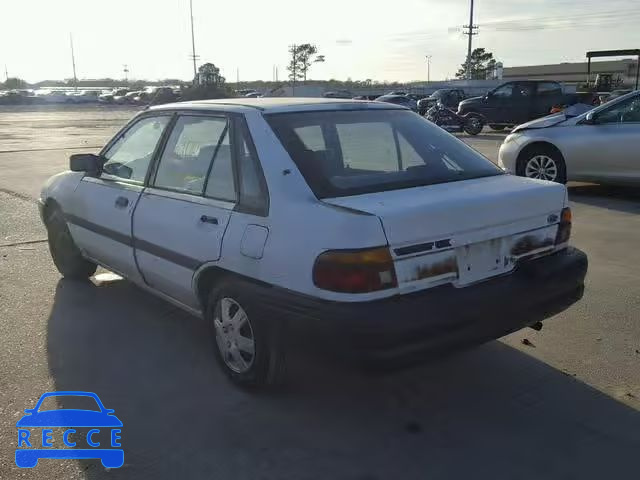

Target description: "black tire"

left=463, top=113, right=485, bottom=135
left=206, top=278, right=286, bottom=388
left=46, top=208, right=97, bottom=279
left=489, top=124, right=506, bottom=131
left=516, top=145, right=567, bottom=184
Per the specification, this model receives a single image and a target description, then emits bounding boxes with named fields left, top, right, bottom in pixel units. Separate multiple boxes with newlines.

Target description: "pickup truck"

left=457, top=81, right=570, bottom=130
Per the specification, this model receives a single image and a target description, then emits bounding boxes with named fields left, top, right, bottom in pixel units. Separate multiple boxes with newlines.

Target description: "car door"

left=67, top=114, right=172, bottom=281
left=510, top=82, right=535, bottom=124
left=485, top=82, right=515, bottom=123
left=571, top=94, right=640, bottom=183
left=534, top=82, right=563, bottom=118
left=132, top=113, right=239, bottom=308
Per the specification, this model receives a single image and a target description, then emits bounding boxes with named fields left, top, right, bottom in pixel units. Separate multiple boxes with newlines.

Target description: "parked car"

left=323, top=90, right=352, bottom=99
left=68, top=90, right=101, bottom=103
left=34, top=90, right=70, bottom=104
left=418, top=89, right=466, bottom=115
left=499, top=90, right=640, bottom=185
left=39, top=98, right=587, bottom=387
left=375, top=94, right=418, bottom=112
left=133, top=91, right=152, bottom=104
left=99, top=88, right=130, bottom=104
left=122, top=91, right=142, bottom=104
left=458, top=81, right=569, bottom=130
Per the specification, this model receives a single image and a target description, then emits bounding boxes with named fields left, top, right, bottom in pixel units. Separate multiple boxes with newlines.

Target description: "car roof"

left=148, top=97, right=401, bottom=114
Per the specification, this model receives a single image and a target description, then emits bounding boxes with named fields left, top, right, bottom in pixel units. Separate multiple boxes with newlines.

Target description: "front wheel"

left=517, top=146, right=567, bottom=184
left=463, top=113, right=485, bottom=135
left=207, top=279, right=286, bottom=388
left=46, top=208, right=97, bottom=279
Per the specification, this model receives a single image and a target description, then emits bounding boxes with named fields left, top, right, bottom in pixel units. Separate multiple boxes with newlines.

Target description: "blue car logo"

left=15, top=391, right=123, bottom=468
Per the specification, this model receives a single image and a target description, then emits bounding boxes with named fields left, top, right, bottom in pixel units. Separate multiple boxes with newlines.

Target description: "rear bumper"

left=254, top=247, right=588, bottom=362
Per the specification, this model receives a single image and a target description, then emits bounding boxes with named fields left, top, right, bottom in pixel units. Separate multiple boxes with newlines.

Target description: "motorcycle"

left=425, top=102, right=485, bottom=135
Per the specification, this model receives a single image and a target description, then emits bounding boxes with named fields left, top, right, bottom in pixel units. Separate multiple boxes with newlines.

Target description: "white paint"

left=41, top=99, right=570, bottom=313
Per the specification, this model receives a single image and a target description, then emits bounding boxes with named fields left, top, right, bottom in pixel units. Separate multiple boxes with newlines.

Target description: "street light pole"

left=425, top=55, right=432, bottom=83
left=189, top=0, right=197, bottom=79
left=69, top=33, right=78, bottom=92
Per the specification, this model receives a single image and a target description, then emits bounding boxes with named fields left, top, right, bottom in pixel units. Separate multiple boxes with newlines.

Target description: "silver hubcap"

left=213, top=297, right=255, bottom=373
left=525, top=155, right=558, bottom=181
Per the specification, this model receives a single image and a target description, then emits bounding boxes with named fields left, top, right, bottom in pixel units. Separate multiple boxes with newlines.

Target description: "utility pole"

left=236, top=67, right=239, bottom=86
left=123, top=64, right=129, bottom=83
left=425, top=55, right=432, bottom=83
left=69, top=33, right=78, bottom=92
left=463, top=0, right=478, bottom=80
left=4, top=64, right=8, bottom=81
left=189, top=0, right=198, bottom=80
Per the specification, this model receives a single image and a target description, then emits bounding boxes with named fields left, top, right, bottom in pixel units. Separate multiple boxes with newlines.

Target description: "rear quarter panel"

left=205, top=111, right=391, bottom=302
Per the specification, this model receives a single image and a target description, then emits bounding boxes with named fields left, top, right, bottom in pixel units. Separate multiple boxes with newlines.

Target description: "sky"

left=1, top=0, right=639, bottom=83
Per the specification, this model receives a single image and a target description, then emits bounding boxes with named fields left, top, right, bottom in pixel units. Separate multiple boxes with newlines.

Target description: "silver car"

left=498, top=90, right=640, bottom=185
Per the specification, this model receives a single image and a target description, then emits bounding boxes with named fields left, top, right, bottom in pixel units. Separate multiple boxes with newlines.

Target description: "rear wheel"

left=46, top=208, right=97, bottom=279
left=207, top=279, right=286, bottom=388
left=517, top=146, right=567, bottom=184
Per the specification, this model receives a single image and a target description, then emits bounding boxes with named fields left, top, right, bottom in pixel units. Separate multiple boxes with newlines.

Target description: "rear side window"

left=538, top=82, right=562, bottom=96
left=234, top=118, right=269, bottom=215
left=266, top=109, right=501, bottom=198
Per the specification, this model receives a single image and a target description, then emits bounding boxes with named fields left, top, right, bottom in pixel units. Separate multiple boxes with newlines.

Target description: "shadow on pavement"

left=47, top=278, right=640, bottom=479
left=569, top=184, right=640, bottom=215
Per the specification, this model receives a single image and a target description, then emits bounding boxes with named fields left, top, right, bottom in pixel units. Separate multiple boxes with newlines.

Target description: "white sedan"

left=499, top=90, right=640, bottom=185
left=39, top=98, right=587, bottom=387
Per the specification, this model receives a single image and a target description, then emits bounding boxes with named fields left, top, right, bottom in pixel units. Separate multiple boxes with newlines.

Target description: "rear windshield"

left=266, top=109, right=502, bottom=198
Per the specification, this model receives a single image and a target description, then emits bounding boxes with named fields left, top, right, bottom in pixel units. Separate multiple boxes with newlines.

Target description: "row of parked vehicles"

left=369, top=80, right=632, bottom=136
left=0, top=86, right=179, bottom=105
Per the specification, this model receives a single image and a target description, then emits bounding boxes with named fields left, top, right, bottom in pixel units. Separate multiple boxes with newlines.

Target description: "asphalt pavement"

left=1, top=105, right=639, bottom=479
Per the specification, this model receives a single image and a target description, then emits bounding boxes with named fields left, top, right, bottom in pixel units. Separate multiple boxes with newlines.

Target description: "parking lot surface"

left=1, top=106, right=639, bottom=479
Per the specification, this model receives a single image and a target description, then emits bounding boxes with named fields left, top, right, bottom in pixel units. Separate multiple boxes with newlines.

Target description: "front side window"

left=597, top=94, right=640, bottom=124
left=515, top=83, right=534, bottom=97
left=153, top=116, right=233, bottom=197
left=101, top=115, right=170, bottom=183
left=266, top=109, right=502, bottom=198
left=492, top=84, right=513, bottom=99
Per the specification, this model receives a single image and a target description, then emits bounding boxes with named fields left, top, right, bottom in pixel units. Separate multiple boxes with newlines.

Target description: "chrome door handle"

left=115, top=196, right=129, bottom=208
left=200, top=215, right=218, bottom=225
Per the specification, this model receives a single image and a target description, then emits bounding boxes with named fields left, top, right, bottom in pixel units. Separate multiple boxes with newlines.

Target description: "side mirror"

left=70, top=153, right=101, bottom=174
left=485, top=91, right=493, bottom=100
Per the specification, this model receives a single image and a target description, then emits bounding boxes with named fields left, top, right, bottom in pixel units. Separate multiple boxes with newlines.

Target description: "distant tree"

left=182, top=62, right=230, bottom=101
left=455, top=48, right=497, bottom=80
left=196, top=63, right=225, bottom=86
left=4, top=77, right=28, bottom=89
left=287, top=44, right=324, bottom=83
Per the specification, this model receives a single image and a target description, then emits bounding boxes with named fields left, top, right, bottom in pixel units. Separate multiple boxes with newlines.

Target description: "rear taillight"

left=555, top=207, right=572, bottom=245
left=313, top=247, right=398, bottom=293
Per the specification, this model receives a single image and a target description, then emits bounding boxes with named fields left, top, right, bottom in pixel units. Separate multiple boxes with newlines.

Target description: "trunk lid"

left=323, top=175, right=566, bottom=291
